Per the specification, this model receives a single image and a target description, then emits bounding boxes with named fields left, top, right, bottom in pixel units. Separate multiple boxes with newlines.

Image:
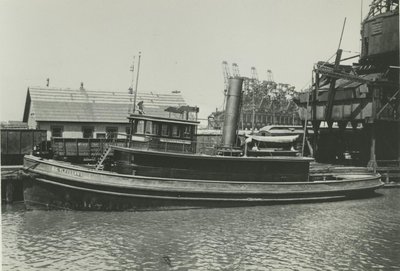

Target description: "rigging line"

left=342, top=50, right=360, bottom=54
left=361, top=0, right=363, bottom=24
left=299, top=51, right=338, bottom=93
left=338, top=17, right=347, bottom=50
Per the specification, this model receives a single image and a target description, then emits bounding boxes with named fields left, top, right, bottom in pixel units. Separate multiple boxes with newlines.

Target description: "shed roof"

left=23, top=87, right=187, bottom=123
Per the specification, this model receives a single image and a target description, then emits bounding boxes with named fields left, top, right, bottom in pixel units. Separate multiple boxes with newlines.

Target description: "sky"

left=0, top=0, right=371, bottom=121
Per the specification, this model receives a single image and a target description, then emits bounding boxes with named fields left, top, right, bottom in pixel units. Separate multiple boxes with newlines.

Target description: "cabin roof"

left=23, top=87, right=187, bottom=123
left=128, top=113, right=199, bottom=126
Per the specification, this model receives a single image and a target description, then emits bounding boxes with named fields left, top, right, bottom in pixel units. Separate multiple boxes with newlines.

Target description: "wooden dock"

left=1, top=165, right=24, bottom=203
left=310, top=162, right=400, bottom=186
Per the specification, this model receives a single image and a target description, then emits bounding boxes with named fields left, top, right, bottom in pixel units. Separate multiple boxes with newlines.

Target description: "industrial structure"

left=295, top=0, right=399, bottom=173
left=208, top=63, right=301, bottom=130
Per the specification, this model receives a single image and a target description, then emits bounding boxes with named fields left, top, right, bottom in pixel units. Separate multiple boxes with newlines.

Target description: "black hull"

left=23, top=175, right=381, bottom=211
left=22, top=155, right=383, bottom=211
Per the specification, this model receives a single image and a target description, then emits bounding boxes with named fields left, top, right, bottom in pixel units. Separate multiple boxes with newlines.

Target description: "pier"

left=295, top=0, right=399, bottom=181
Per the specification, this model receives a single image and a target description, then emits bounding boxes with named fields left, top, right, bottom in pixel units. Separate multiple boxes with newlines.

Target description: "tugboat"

left=22, top=78, right=383, bottom=211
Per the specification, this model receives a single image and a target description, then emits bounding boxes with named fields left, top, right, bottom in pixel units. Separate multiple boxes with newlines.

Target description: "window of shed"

left=51, top=126, right=63, bottom=137
left=82, top=126, right=94, bottom=138
left=106, top=127, right=118, bottom=138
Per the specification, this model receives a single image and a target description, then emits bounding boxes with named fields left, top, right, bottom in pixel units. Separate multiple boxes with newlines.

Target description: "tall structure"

left=295, top=0, right=399, bottom=168
left=222, top=61, right=231, bottom=92
left=251, top=67, right=259, bottom=81
left=266, top=69, right=274, bottom=82
left=232, top=63, right=240, bottom=77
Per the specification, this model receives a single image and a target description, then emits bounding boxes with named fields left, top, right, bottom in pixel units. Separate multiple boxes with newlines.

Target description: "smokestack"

left=222, top=77, right=244, bottom=148
left=80, top=82, right=84, bottom=90
left=46, top=78, right=49, bottom=87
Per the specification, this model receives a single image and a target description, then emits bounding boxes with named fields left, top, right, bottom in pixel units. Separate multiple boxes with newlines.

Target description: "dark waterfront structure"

left=295, top=0, right=399, bottom=181
left=1, top=127, right=47, bottom=203
left=1, top=128, right=47, bottom=165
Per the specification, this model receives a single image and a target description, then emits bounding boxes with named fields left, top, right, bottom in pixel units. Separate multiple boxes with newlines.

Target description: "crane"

left=232, top=63, right=240, bottom=77
left=222, top=61, right=231, bottom=92
left=250, top=67, right=259, bottom=81
left=266, top=69, right=274, bottom=82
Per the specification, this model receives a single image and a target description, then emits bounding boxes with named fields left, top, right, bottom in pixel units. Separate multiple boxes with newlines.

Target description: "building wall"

left=361, top=11, right=399, bottom=60
left=27, top=104, right=37, bottom=129
left=38, top=122, right=131, bottom=140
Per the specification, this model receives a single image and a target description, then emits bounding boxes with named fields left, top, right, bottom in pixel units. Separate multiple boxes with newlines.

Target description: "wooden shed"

left=22, top=86, right=190, bottom=140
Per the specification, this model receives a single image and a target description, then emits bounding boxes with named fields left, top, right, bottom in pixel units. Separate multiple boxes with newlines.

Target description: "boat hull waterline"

left=22, top=155, right=384, bottom=211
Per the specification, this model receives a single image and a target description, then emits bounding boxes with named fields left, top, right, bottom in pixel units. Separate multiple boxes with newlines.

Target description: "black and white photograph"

left=1, top=0, right=399, bottom=270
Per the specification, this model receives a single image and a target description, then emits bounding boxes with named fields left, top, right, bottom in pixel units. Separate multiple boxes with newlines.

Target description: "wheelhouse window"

left=106, top=127, right=118, bottom=139
left=145, top=121, right=153, bottom=134
left=171, top=125, right=180, bottom=138
left=51, top=126, right=63, bottom=137
left=82, top=126, right=94, bottom=138
left=152, top=122, right=160, bottom=136
left=161, top=124, right=169, bottom=136
left=136, top=120, right=145, bottom=134
left=183, top=125, right=192, bottom=138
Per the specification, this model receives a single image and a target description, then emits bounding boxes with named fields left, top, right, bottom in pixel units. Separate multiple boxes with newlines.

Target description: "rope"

left=3, top=162, right=39, bottom=176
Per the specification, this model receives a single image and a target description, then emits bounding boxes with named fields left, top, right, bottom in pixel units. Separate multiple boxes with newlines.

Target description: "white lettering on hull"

left=51, top=166, right=83, bottom=178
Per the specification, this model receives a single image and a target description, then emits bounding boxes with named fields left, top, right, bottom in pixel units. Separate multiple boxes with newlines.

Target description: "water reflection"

left=2, top=189, right=400, bottom=270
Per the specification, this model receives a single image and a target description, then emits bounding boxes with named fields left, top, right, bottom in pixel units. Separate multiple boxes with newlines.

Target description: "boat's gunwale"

left=24, top=155, right=382, bottom=186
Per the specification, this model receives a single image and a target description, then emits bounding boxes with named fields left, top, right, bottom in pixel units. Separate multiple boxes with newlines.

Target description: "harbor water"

left=2, top=189, right=400, bottom=270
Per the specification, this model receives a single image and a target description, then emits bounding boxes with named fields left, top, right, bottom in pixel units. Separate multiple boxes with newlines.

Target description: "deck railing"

left=51, top=136, right=128, bottom=158
left=51, top=136, right=231, bottom=158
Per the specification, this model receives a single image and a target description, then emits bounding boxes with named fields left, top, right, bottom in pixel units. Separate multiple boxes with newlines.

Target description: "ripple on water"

left=2, top=189, right=400, bottom=270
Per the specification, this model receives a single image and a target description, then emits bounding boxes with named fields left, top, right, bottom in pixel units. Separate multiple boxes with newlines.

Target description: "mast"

left=133, top=51, right=142, bottom=113
left=129, top=56, right=135, bottom=95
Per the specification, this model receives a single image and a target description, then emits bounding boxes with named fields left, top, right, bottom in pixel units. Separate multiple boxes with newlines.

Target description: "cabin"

left=127, top=113, right=199, bottom=154
left=22, top=86, right=191, bottom=140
